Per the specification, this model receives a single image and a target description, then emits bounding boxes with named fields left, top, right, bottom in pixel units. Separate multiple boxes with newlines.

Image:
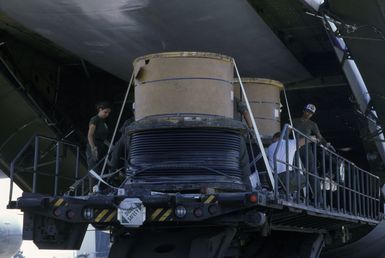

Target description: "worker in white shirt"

left=267, top=132, right=305, bottom=191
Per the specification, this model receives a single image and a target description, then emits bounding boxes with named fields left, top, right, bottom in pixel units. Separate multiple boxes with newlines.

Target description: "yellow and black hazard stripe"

left=51, top=198, right=66, bottom=208
left=93, top=209, right=117, bottom=223
left=149, top=208, right=173, bottom=222
left=203, top=195, right=217, bottom=204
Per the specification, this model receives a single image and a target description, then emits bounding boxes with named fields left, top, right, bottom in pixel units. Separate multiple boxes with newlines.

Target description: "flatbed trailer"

left=7, top=123, right=382, bottom=257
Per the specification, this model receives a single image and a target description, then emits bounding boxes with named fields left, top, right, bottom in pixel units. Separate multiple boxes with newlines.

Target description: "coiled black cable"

left=129, top=128, right=245, bottom=189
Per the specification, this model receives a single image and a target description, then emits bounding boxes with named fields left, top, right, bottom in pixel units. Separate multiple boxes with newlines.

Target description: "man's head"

left=272, top=132, right=281, bottom=142
left=302, top=104, right=316, bottom=119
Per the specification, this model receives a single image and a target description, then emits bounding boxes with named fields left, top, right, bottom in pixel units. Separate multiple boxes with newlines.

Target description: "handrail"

left=9, top=134, right=83, bottom=204
left=270, top=124, right=381, bottom=221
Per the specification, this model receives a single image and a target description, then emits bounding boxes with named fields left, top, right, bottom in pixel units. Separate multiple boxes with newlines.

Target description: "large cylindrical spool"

left=133, top=52, right=234, bottom=121
left=233, top=78, right=283, bottom=138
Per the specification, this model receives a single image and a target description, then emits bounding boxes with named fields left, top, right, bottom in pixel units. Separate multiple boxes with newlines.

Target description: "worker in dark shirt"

left=293, top=104, right=328, bottom=146
left=86, top=101, right=112, bottom=172
left=293, top=104, right=327, bottom=205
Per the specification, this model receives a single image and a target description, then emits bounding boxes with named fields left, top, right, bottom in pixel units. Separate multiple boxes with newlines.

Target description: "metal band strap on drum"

left=138, top=77, right=233, bottom=85
left=253, top=117, right=281, bottom=122
left=248, top=101, right=280, bottom=105
left=133, top=51, right=233, bottom=63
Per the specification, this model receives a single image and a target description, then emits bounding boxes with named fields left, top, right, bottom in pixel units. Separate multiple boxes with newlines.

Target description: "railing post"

left=348, top=163, right=352, bottom=214
left=360, top=170, right=364, bottom=217
left=273, top=125, right=289, bottom=201
left=377, top=178, right=380, bottom=220
left=372, top=176, right=377, bottom=219
left=305, top=138, right=309, bottom=206
left=371, top=175, right=374, bottom=219
left=322, top=147, right=327, bottom=210
left=313, top=141, right=317, bottom=207
left=371, top=176, right=373, bottom=219
left=353, top=167, right=358, bottom=216
left=342, top=161, right=346, bottom=214
left=285, top=129, right=290, bottom=201
left=82, top=180, right=85, bottom=196
left=295, top=131, right=301, bottom=204
left=32, top=136, right=39, bottom=193
left=75, top=146, right=80, bottom=196
left=369, top=175, right=373, bottom=219
left=336, top=157, right=340, bottom=212
left=366, top=173, right=369, bottom=219
left=329, top=153, right=333, bottom=211
left=274, top=150, right=279, bottom=201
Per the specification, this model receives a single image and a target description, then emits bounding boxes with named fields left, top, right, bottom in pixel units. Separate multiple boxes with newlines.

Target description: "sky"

left=0, top=178, right=76, bottom=258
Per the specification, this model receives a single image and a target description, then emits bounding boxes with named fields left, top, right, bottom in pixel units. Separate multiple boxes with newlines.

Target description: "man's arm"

left=236, top=98, right=253, bottom=128
left=312, top=122, right=328, bottom=145
left=315, top=132, right=328, bottom=146
left=87, top=124, right=96, bottom=149
left=88, top=123, right=98, bottom=159
left=242, top=110, right=253, bottom=128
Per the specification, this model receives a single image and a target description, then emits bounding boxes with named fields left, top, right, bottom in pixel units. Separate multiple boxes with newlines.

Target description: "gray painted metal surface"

left=0, top=0, right=309, bottom=83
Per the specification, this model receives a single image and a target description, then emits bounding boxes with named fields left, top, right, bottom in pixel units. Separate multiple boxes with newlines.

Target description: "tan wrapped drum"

left=133, top=52, right=234, bottom=120
left=234, top=78, right=283, bottom=138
